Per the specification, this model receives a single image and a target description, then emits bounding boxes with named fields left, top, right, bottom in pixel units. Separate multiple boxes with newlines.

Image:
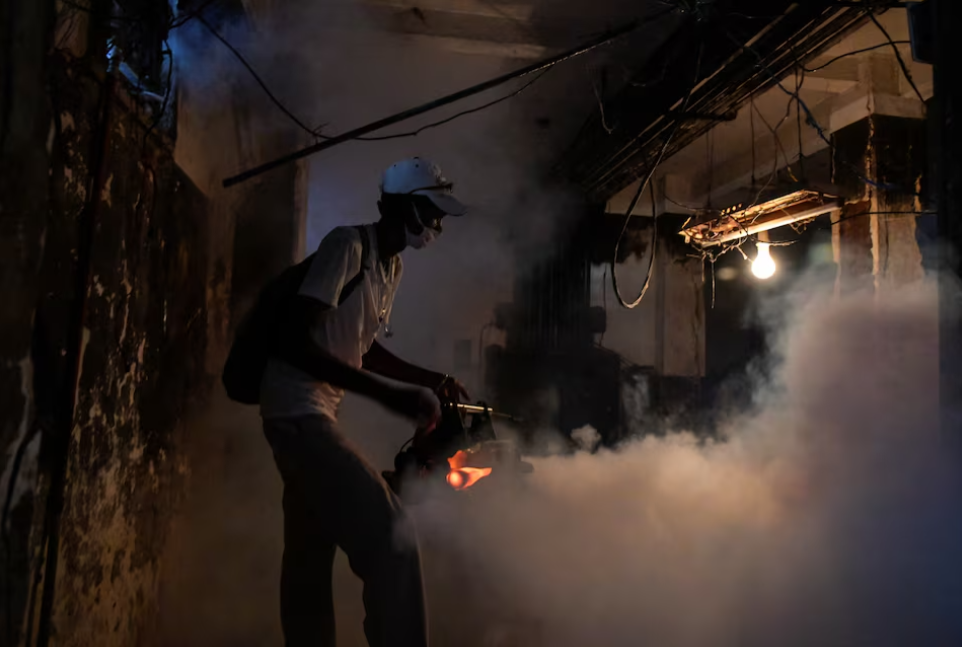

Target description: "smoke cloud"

left=158, top=275, right=962, bottom=647
left=409, top=279, right=962, bottom=647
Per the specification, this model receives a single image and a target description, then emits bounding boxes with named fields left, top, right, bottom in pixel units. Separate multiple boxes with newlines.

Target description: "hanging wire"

left=723, top=26, right=915, bottom=195
left=196, top=14, right=552, bottom=144
left=706, top=128, right=714, bottom=210
left=195, top=15, right=323, bottom=138
left=612, top=40, right=704, bottom=309
left=749, top=94, right=756, bottom=189
left=867, top=11, right=926, bottom=108
left=802, top=40, right=912, bottom=74
left=795, top=66, right=806, bottom=181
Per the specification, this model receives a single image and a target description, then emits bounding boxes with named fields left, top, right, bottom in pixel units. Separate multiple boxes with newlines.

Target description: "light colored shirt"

left=260, top=224, right=403, bottom=421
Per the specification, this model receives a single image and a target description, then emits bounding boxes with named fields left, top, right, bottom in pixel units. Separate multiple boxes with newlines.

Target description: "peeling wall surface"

left=1, top=19, right=234, bottom=646
left=45, top=61, right=211, bottom=647
left=832, top=115, right=928, bottom=296
left=0, top=1, right=305, bottom=638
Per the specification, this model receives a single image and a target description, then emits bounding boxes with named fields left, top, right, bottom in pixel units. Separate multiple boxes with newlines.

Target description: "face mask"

left=405, top=203, right=441, bottom=249
left=405, top=224, right=438, bottom=249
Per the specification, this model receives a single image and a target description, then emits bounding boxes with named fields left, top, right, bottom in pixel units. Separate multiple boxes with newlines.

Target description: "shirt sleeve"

left=298, top=227, right=362, bottom=308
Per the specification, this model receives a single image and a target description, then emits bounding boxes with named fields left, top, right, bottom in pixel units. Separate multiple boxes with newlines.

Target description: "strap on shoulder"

left=337, top=225, right=372, bottom=305
left=355, top=225, right=371, bottom=269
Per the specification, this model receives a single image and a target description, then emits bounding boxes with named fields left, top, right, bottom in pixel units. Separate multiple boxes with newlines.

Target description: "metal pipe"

left=456, top=403, right=522, bottom=422
left=222, top=18, right=654, bottom=188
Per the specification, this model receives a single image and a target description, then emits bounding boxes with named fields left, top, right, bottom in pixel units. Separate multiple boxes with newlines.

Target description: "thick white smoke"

left=409, top=279, right=962, bottom=647
left=158, top=276, right=962, bottom=647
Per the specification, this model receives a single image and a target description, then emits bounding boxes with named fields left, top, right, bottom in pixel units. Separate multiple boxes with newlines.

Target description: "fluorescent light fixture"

left=680, top=189, right=842, bottom=248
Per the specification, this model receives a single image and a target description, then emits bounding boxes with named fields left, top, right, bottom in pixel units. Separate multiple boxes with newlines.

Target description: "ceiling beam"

left=307, top=0, right=575, bottom=58
left=365, top=0, right=535, bottom=22
left=393, top=32, right=549, bottom=59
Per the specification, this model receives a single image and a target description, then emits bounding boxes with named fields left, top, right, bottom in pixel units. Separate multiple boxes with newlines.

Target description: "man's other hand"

left=436, top=376, right=470, bottom=403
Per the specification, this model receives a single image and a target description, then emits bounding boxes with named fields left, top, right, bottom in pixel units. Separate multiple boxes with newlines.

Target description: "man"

left=261, top=158, right=469, bottom=647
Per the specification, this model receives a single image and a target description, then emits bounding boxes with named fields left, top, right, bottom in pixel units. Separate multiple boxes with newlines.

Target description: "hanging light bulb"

left=752, top=242, right=777, bottom=280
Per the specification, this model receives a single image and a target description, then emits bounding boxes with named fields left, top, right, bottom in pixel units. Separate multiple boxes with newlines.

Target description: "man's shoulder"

left=313, top=225, right=370, bottom=260
left=320, top=225, right=363, bottom=248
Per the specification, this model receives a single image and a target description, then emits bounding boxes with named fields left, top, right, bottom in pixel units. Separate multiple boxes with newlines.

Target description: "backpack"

left=222, top=226, right=371, bottom=405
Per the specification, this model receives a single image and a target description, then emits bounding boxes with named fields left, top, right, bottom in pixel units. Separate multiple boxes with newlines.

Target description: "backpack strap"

left=337, top=225, right=371, bottom=306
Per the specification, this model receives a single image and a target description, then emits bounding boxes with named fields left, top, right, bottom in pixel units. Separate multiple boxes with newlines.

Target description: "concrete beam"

left=691, top=85, right=925, bottom=209
left=366, top=0, right=535, bottom=22
left=393, top=32, right=549, bottom=59
left=665, top=54, right=930, bottom=210
left=604, top=15, right=935, bottom=212
left=306, top=0, right=557, bottom=59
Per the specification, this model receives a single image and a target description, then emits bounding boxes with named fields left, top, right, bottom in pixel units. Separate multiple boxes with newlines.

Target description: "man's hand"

left=382, top=384, right=442, bottom=432
left=436, top=375, right=470, bottom=402
left=414, top=387, right=442, bottom=432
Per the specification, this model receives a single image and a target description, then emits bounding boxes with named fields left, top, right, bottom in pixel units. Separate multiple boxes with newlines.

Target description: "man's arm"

left=275, top=296, right=440, bottom=427
left=363, top=340, right=470, bottom=401
left=362, top=340, right=444, bottom=389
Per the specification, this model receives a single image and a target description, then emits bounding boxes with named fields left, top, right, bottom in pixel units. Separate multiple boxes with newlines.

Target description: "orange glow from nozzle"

left=446, top=450, right=493, bottom=490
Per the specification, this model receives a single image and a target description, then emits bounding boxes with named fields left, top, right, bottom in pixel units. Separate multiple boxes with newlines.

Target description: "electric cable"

left=594, top=79, right=616, bottom=135
left=802, top=40, right=912, bottom=73
left=613, top=164, right=661, bottom=310
left=867, top=11, right=926, bottom=107
left=357, top=72, right=550, bottom=141
left=749, top=94, right=756, bottom=188
left=197, top=11, right=553, bottom=143
left=740, top=95, right=793, bottom=223
left=795, top=66, right=806, bottom=181
left=611, top=40, right=704, bottom=309
left=663, top=193, right=704, bottom=212
left=723, top=26, right=911, bottom=195
left=706, top=128, right=714, bottom=209
left=751, top=91, right=797, bottom=186
left=195, top=15, right=323, bottom=139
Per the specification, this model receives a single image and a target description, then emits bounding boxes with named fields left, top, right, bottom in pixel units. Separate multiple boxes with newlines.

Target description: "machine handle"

left=454, top=402, right=523, bottom=423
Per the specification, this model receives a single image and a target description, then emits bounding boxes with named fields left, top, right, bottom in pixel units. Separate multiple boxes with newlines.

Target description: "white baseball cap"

left=380, top=157, right=467, bottom=217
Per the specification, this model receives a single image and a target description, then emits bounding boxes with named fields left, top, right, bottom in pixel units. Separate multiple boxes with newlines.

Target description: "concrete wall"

left=0, top=1, right=58, bottom=642
left=0, top=3, right=304, bottom=645
left=0, top=46, right=220, bottom=644
left=590, top=237, right=706, bottom=379
left=42, top=58, right=212, bottom=646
